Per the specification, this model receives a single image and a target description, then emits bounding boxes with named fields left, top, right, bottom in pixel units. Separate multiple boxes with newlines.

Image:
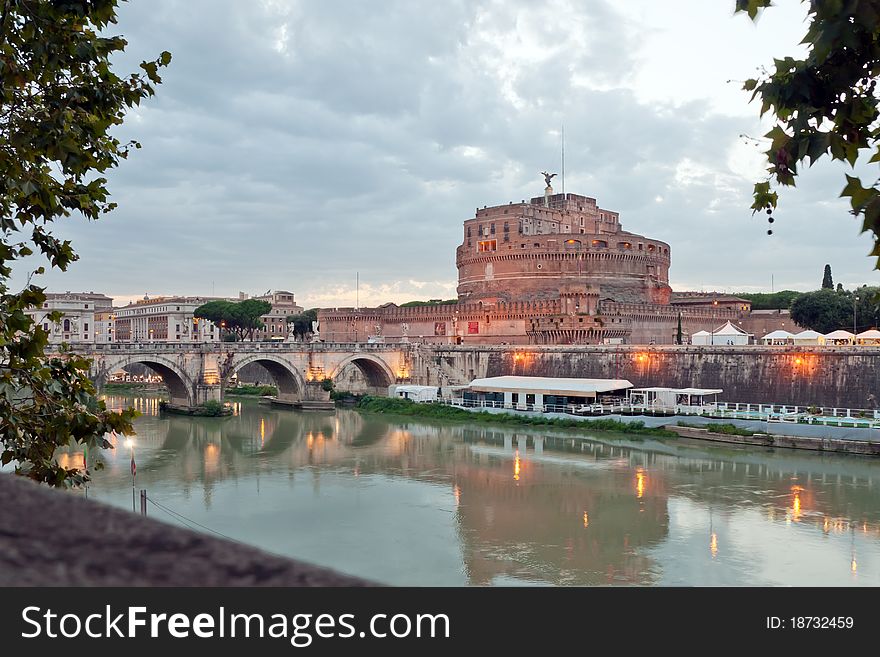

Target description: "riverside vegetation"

left=356, top=396, right=676, bottom=438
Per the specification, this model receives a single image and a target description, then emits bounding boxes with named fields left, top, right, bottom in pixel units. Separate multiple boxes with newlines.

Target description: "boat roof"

left=630, top=387, right=723, bottom=395
left=469, top=376, right=633, bottom=395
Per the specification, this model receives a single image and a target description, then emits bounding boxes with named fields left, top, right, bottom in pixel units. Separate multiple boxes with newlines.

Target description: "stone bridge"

left=60, top=342, right=417, bottom=410
left=54, top=342, right=880, bottom=410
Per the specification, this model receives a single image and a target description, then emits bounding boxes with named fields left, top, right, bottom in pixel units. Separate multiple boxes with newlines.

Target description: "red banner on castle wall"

left=468, top=321, right=479, bottom=334
left=434, top=322, right=446, bottom=336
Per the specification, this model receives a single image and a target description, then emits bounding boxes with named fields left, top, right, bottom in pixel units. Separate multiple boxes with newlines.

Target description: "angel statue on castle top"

left=541, top=171, right=557, bottom=187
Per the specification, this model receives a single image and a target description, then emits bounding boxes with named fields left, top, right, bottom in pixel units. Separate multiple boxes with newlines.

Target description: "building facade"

left=113, top=295, right=227, bottom=343
left=457, top=192, right=671, bottom=305
left=250, top=290, right=303, bottom=341
left=318, top=187, right=796, bottom=345
left=27, top=292, right=113, bottom=345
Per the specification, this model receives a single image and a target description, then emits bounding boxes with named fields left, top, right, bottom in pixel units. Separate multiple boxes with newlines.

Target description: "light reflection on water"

left=64, top=393, right=880, bottom=586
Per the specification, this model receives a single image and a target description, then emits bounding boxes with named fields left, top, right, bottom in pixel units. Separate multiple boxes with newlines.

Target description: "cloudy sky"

left=14, top=0, right=880, bottom=307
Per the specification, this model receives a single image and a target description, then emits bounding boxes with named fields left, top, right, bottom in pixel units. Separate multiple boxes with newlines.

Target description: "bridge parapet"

left=60, top=341, right=413, bottom=355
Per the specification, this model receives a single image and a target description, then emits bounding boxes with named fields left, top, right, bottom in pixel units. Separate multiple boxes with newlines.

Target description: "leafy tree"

left=1, top=1, right=169, bottom=486
left=193, top=300, right=230, bottom=327
left=790, top=288, right=855, bottom=333
left=286, top=308, right=318, bottom=339
left=736, top=1, right=880, bottom=266
left=837, top=282, right=844, bottom=292
left=194, top=299, right=271, bottom=340
left=734, top=290, right=802, bottom=310
left=853, top=285, right=880, bottom=330
left=822, top=264, right=834, bottom=289
left=399, top=299, right=458, bottom=307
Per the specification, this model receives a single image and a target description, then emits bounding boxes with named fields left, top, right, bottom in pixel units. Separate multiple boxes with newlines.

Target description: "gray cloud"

left=13, top=0, right=878, bottom=307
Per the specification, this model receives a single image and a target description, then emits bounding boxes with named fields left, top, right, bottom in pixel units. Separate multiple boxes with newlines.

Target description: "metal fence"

left=427, top=397, right=880, bottom=429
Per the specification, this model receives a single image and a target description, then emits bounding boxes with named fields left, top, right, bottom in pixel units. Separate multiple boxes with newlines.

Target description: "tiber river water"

left=59, top=393, right=880, bottom=586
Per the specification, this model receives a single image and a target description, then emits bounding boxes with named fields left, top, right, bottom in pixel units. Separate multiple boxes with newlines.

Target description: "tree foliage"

left=399, top=299, right=458, bottom=307
left=736, top=0, right=880, bottom=266
left=733, top=290, right=802, bottom=310
left=1, top=1, right=169, bottom=486
left=790, top=288, right=857, bottom=333
left=822, top=264, right=834, bottom=289
left=194, top=299, right=272, bottom=341
left=286, top=308, right=317, bottom=339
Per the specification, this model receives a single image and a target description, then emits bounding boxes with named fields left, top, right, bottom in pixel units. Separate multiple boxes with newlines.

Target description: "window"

left=84, top=304, right=89, bottom=309
left=43, top=323, right=48, bottom=332
left=490, top=223, right=495, bottom=234
left=63, top=319, right=70, bottom=332
left=591, top=240, right=607, bottom=248
left=478, top=239, right=497, bottom=252
left=84, top=323, right=89, bottom=331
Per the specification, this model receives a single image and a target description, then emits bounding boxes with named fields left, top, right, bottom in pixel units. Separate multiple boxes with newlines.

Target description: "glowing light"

left=851, top=557, right=858, bottom=573
left=260, top=418, right=265, bottom=445
left=794, top=357, right=803, bottom=366
left=710, top=533, right=718, bottom=558
left=513, top=353, right=524, bottom=362
left=514, top=449, right=521, bottom=481
left=124, top=438, right=134, bottom=449
left=790, top=485, right=803, bottom=521
left=583, top=512, right=589, bottom=528
left=636, top=468, right=646, bottom=498
left=454, top=484, right=461, bottom=507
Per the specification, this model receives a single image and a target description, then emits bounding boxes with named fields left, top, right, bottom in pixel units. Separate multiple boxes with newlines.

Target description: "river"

left=60, top=393, right=880, bottom=586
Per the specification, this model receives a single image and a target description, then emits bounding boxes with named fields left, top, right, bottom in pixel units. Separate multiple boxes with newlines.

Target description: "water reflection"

left=73, top=394, right=880, bottom=586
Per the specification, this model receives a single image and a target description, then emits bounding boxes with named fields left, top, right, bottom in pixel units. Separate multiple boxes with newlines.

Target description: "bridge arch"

left=224, top=354, right=307, bottom=402
left=95, top=355, right=196, bottom=407
left=328, top=354, right=396, bottom=392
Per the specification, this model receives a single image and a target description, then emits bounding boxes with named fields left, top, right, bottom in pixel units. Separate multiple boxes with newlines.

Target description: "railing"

left=56, top=341, right=410, bottom=354
left=426, top=398, right=880, bottom=429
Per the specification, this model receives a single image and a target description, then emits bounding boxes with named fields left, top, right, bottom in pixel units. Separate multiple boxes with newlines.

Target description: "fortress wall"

left=415, top=345, right=880, bottom=408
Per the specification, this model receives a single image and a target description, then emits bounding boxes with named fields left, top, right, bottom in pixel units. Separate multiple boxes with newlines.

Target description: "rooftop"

left=469, top=375, right=633, bottom=396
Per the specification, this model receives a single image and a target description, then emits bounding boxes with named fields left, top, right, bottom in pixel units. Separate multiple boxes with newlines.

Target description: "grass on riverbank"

left=677, top=421, right=766, bottom=436
left=104, top=382, right=166, bottom=391
left=225, top=384, right=277, bottom=396
left=357, top=396, right=676, bottom=437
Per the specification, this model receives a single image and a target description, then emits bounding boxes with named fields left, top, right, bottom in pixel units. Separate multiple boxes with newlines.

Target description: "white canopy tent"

left=825, top=329, right=855, bottom=345
left=792, top=330, right=825, bottom=345
left=690, top=330, right=712, bottom=345
left=710, top=321, right=752, bottom=345
left=856, top=329, right=880, bottom=345
left=760, top=329, right=794, bottom=345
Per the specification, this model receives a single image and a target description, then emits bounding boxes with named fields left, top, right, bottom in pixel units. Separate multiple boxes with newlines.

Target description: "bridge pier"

left=196, top=384, right=222, bottom=406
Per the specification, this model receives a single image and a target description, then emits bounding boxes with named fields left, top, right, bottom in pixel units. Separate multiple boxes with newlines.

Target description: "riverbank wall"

left=415, top=345, right=880, bottom=408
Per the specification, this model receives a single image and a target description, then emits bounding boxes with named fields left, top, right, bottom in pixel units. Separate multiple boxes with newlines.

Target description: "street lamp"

left=125, top=437, right=136, bottom=512
left=854, top=296, right=859, bottom=336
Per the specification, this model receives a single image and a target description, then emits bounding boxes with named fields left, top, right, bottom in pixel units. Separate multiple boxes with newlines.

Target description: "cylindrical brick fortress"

left=456, top=192, right=671, bottom=305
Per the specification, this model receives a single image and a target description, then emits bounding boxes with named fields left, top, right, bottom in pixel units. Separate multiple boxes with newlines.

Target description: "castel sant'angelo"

left=319, top=177, right=792, bottom=345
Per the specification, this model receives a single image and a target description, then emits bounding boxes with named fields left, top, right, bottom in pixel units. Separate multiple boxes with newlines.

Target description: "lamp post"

left=854, top=296, right=859, bottom=336
left=126, top=437, right=136, bottom=512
